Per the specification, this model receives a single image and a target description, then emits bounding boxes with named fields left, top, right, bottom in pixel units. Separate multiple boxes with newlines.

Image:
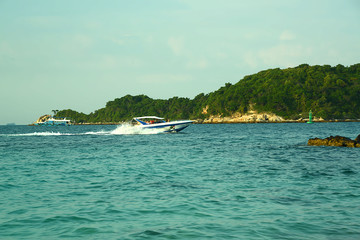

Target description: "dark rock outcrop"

left=308, top=135, right=360, bottom=148
left=355, top=134, right=360, bottom=144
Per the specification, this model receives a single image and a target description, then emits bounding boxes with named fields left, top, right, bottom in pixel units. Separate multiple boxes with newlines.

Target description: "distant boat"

left=36, top=117, right=71, bottom=126
left=131, top=116, right=193, bottom=133
left=6, top=123, right=16, bottom=126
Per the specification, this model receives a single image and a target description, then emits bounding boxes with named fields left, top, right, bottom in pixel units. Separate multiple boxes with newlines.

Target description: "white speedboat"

left=131, top=116, right=193, bottom=133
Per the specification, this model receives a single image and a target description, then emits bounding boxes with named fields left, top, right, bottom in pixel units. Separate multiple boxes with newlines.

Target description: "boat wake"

left=5, top=132, right=74, bottom=137
left=2, top=124, right=165, bottom=137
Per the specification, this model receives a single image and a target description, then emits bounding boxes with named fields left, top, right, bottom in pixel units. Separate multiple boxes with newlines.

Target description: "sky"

left=1, top=0, right=359, bottom=124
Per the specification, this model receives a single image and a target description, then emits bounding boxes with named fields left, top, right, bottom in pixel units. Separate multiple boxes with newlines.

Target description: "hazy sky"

left=1, top=0, right=359, bottom=124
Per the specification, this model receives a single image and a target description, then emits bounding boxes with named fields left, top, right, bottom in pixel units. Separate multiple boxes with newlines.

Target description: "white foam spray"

left=110, top=123, right=164, bottom=135
left=84, top=130, right=109, bottom=135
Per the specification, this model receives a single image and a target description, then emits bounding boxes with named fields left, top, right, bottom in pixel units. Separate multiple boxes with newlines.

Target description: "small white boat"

left=36, top=117, right=71, bottom=126
left=131, top=116, right=193, bottom=133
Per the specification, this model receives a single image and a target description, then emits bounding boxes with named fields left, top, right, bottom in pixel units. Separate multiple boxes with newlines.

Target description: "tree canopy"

left=56, top=63, right=360, bottom=122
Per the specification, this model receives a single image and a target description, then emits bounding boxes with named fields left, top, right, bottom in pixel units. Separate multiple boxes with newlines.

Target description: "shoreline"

left=27, top=119, right=360, bottom=126
left=192, top=119, right=360, bottom=124
left=29, top=111, right=360, bottom=126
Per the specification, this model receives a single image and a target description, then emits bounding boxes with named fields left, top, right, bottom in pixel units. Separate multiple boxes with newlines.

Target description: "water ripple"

left=1, top=123, right=360, bottom=239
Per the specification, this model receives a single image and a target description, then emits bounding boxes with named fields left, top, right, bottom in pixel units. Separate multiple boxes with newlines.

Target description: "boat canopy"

left=133, top=116, right=166, bottom=125
left=134, top=116, right=165, bottom=120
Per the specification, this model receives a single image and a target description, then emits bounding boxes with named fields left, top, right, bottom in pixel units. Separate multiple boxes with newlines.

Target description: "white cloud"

left=242, top=44, right=313, bottom=69
left=145, top=35, right=154, bottom=43
left=168, top=36, right=184, bottom=56
left=111, top=38, right=124, bottom=46
left=25, top=16, right=63, bottom=28
left=98, top=55, right=143, bottom=69
left=58, top=34, right=94, bottom=54
left=99, top=55, right=118, bottom=69
left=137, top=74, right=192, bottom=84
left=216, top=52, right=228, bottom=59
left=243, top=51, right=259, bottom=69
left=279, top=30, right=296, bottom=41
left=186, top=59, right=208, bottom=69
left=73, top=34, right=93, bottom=49
left=243, top=32, right=261, bottom=40
left=0, top=41, right=15, bottom=58
left=258, top=44, right=312, bottom=67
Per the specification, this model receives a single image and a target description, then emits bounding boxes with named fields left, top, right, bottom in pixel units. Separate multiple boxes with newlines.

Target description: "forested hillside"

left=56, top=64, right=360, bottom=123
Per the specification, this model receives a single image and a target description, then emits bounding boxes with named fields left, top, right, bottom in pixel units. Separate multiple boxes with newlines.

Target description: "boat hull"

left=139, top=120, right=193, bottom=133
left=36, top=118, right=71, bottom=126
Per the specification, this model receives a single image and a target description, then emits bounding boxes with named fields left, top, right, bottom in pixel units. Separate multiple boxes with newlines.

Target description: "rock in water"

left=355, top=134, right=360, bottom=143
left=308, top=135, right=360, bottom=148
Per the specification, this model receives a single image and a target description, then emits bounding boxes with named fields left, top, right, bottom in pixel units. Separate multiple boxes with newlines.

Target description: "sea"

left=0, top=122, right=359, bottom=240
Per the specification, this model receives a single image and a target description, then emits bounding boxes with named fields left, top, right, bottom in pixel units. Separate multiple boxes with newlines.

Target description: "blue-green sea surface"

left=1, top=123, right=360, bottom=239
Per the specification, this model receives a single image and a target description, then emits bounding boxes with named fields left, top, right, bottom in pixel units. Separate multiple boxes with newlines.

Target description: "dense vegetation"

left=55, top=64, right=360, bottom=123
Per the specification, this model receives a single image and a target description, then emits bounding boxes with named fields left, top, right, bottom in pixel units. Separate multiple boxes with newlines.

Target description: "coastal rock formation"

left=36, top=114, right=51, bottom=124
left=308, top=135, right=360, bottom=148
left=194, top=110, right=329, bottom=124
left=201, top=111, right=285, bottom=123
left=202, top=105, right=209, bottom=115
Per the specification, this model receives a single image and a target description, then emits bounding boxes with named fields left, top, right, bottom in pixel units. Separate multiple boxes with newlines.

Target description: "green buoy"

left=307, top=110, right=313, bottom=124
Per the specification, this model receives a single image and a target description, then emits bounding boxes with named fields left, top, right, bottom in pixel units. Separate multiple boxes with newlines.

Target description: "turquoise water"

left=1, top=123, right=360, bottom=239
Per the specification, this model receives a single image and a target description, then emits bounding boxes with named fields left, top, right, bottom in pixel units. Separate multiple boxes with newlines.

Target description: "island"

left=34, top=63, right=360, bottom=125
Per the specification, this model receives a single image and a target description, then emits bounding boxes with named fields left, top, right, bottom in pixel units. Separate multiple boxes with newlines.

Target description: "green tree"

left=55, top=63, right=360, bottom=122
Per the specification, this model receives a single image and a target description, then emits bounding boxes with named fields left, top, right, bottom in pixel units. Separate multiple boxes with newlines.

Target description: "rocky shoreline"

left=308, top=135, right=360, bottom=148
left=193, top=112, right=360, bottom=124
